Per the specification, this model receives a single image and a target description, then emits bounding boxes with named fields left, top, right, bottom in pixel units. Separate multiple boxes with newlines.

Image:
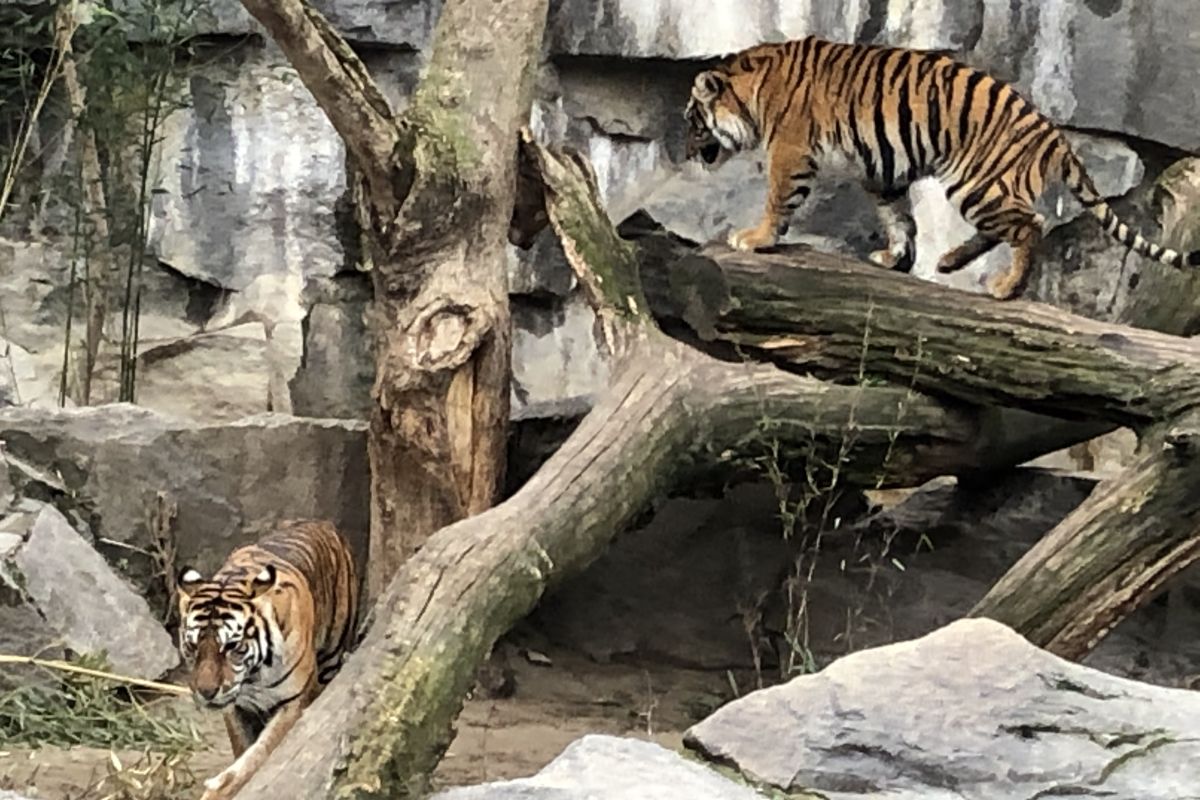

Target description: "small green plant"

left=734, top=303, right=929, bottom=683
left=0, top=652, right=198, bottom=751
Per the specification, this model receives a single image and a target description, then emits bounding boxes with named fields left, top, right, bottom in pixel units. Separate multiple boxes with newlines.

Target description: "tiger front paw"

left=868, top=249, right=900, bottom=269
left=199, top=768, right=238, bottom=800
left=728, top=224, right=777, bottom=252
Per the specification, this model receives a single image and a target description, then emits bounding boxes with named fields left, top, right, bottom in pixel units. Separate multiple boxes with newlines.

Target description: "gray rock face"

left=187, top=0, right=441, bottom=48
left=0, top=502, right=178, bottom=682
left=685, top=618, right=1200, bottom=800
left=432, top=735, right=765, bottom=800
left=0, top=404, right=369, bottom=604
left=548, top=0, right=1200, bottom=153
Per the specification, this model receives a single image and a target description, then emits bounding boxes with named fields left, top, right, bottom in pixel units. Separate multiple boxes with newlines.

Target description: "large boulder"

left=432, top=735, right=765, bottom=800
left=0, top=404, right=369, bottom=607
left=0, top=501, right=178, bottom=683
left=685, top=618, right=1200, bottom=800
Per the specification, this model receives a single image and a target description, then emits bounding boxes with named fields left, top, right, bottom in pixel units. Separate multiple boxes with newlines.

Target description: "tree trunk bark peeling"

left=361, top=0, right=552, bottom=595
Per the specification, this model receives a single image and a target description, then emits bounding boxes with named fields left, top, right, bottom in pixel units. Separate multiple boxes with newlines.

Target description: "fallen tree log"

left=628, top=216, right=1200, bottom=659
left=632, top=225, right=1200, bottom=428
left=970, top=423, right=1200, bottom=659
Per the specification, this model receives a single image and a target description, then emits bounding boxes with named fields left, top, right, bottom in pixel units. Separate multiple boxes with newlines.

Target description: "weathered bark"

left=969, top=424, right=1200, bottom=659
left=237, top=0, right=545, bottom=597
left=634, top=236, right=1200, bottom=428
left=232, top=137, right=1035, bottom=799
left=629, top=221, right=1200, bottom=659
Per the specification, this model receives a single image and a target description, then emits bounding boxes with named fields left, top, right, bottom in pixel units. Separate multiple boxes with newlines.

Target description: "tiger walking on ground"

left=684, top=37, right=1200, bottom=299
left=175, top=519, right=361, bottom=800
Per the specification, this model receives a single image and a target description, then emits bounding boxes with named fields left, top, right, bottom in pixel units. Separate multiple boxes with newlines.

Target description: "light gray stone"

left=548, top=0, right=1200, bottom=153
left=0, top=404, right=368, bottom=606
left=685, top=618, right=1200, bottom=800
left=182, top=0, right=440, bottom=48
left=432, top=735, right=766, bottom=800
left=0, top=502, right=178, bottom=681
left=510, top=294, right=608, bottom=420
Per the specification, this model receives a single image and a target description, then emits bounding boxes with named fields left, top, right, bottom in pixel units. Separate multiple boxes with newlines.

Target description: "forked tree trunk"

left=236, top=0, right=546, bottom=598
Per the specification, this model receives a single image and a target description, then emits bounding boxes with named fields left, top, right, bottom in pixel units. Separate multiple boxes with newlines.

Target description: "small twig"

left=0, top=654, right=188, bottom=696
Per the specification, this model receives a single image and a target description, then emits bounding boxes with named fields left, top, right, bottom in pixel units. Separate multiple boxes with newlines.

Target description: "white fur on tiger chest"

left=234, top=621, right=303, bottom=716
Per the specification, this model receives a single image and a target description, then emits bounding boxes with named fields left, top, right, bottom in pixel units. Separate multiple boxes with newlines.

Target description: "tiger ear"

left=250, top=564, right=277, bottom=597
left=177, top=567, right=203, bottom=600
left=693, top=70, right=725, bottom=101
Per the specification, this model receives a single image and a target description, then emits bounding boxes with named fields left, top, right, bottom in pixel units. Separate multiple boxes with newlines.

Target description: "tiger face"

left=175, top=564, right=276, bottom=709
left=684, top=70, right=759, bottom=167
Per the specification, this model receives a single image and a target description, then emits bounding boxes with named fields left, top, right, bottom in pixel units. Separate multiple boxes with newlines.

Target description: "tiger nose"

left=196, top=684, right=219, bottom=702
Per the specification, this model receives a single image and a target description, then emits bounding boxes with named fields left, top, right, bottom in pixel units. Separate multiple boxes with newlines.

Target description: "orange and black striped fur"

left=175, top=520, right=360, bottom=800
left=685, top=37, right=1200, bottom=299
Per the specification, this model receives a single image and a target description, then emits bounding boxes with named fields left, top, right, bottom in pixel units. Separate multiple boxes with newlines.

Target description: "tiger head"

left=684, top=68, right=761, bottom=168
left=175, top=564, right=277, bottom=708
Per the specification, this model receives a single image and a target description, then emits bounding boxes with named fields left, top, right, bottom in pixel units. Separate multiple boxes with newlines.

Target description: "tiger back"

left=175, top=519, right=361, bottom=800
left=685, top=37, right=1200, bottom=299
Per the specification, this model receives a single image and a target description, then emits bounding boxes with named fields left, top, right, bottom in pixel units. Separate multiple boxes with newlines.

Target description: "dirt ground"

left=1, top=643, right=753, bottom=798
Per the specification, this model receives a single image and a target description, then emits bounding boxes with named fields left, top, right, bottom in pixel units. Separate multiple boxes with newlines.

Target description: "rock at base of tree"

left=431, top=735, right=766, bottom=800
left=0, top=502, right=178, bottom=685
left=684, top=618, right=1200, bottom=800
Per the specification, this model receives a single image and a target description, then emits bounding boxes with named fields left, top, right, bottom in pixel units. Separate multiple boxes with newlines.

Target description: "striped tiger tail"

left=1058, top=143, right=1200, bottom=268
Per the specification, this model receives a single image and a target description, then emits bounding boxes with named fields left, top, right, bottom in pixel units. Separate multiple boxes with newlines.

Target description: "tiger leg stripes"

left=730, top=147, right=815, bottom=251
left=985, top=216, right=1044, bottom=300
left=868, top=191, right=917, bottom=272
left=935, top=232, right=1002, bottom=274
left=201, top=685, right=316, bottom=800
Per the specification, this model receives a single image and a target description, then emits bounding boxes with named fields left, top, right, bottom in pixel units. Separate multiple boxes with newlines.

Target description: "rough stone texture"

left=533, top=482, right=794, bottom=669
left=0, top=236, right=302, bottom=423
left=10, top=1, right=1200, bottom=427
left=185, top=0, right=441, bottom=48
left=685, top=618, right=1200, bottom=800
left=0, top=404, right=369, bottom=606
left=432, top=735, right=765, bottom=800
left=0, top=501, right=178, bottom=682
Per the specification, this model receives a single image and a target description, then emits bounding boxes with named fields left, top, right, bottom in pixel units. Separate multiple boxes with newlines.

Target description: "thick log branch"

left=970, top=413, right=1200, bottom=658
left=635, top=234, right=1200, bottom=429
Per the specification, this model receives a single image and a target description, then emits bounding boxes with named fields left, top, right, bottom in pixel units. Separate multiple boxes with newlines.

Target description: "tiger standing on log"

left=684, top=37, right=1200, bottom=299
left=175, top=520, right=361, bottom=800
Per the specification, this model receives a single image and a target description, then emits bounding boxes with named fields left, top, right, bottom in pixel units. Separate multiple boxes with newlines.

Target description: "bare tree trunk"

left=58, top=45, right=113, bottom=404
left=229, top=133, right=1002, bottom=800
left=634, top=236, right=1200, bottom=428
left=236, top=0, right=544, bottom=597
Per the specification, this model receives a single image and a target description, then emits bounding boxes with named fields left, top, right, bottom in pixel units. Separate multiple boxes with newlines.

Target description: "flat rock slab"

left=431, top=735, right=767, bottom=800
left=0, top=502, right=178, bottom=682
left=685, top=618, right=1200, bottom=800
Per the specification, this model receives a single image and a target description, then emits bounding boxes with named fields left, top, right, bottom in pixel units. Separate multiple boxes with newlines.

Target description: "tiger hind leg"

left=986, top=219, right=1042, bottom=300
left=868, top=191, right=917, bottom=273
left=935, top=232, right=1002, bottom=274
